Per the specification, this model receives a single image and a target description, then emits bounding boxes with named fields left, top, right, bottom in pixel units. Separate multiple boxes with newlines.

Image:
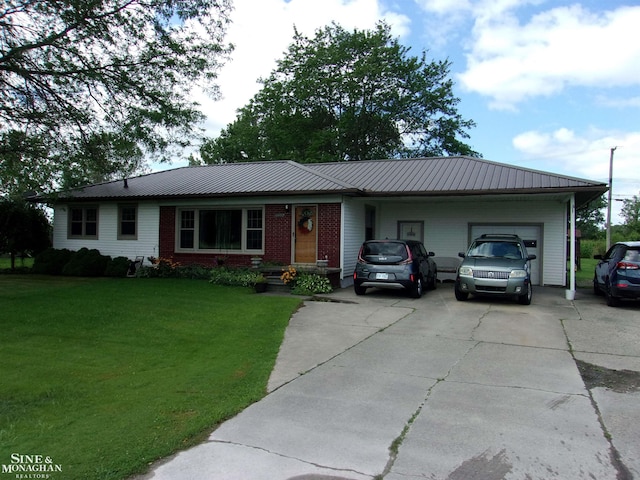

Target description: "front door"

left=294, top=206, right=317, bottom=264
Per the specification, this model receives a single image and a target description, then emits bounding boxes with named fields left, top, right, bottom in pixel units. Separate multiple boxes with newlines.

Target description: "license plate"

left=376, top=273, right=389, bottom=280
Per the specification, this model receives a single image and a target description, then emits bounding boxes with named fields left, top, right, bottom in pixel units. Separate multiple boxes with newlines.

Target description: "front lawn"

left=0, top=276, right=300, bottom=479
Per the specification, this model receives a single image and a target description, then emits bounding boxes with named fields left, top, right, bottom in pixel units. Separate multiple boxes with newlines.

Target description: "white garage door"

left=470, top=225, right=541, bottom=286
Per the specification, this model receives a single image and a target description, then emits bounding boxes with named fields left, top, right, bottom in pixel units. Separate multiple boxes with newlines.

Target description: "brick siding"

left=158, top=203, right=341, bottom=268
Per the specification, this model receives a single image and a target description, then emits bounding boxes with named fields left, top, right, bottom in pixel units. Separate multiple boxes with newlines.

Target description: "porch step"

left=265, top=275, right=290, bottom=293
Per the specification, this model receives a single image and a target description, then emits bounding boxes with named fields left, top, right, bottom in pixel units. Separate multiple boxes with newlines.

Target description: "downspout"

left=340, top=198, right=346, bottom=288
left=567, top=194, right=576, bottom=300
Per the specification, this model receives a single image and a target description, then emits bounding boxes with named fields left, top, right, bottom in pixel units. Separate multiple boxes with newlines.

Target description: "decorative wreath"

left=298, top=209, right=314, bottom=233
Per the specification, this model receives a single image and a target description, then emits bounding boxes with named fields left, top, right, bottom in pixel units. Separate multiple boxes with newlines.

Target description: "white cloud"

left=512, top=126, right=640, bottom=223
left=195, top=0, right=411, bottom=137
left=457, top=4, right=640, bottom=110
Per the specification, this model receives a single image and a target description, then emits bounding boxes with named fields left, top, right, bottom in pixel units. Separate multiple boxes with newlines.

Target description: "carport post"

left=567, top=194, right=576, bottom=300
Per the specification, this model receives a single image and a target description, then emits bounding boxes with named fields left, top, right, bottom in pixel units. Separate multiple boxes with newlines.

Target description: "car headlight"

left=509, top=269, right=527, bottom=279
left=459, top=266, right=473, bottom=276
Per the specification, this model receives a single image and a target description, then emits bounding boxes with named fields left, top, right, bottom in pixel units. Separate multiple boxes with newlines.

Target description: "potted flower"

left=253, top=274, right=268, bottom=293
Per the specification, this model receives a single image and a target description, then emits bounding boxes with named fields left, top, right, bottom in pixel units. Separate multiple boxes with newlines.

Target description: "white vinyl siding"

left=53, top=202, right=160, bottom=260
left=341, top=197, right=366, bottom=285
left=352, top=196, right=568, bottom=286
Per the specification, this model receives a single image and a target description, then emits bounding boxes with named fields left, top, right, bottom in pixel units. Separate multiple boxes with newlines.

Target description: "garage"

left=470, top=224, right=542, bottom=285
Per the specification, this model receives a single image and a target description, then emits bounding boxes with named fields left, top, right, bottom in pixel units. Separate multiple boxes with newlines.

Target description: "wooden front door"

left=294, top=206, right=317, bottom=264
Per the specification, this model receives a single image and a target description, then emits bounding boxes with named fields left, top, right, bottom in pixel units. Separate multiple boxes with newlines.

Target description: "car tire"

left=411, top=277, right=423, bottom=298
left=518, top=282, right=532, bottom=305
left=605, top=282, right=619, bottom=307
left=429, top=271, right=437, bottom=290
left=354, top=283, right=367, bottom=296
left=593, top=276, right=604, bottom=296
left=454, top=283, right=468, bottom=301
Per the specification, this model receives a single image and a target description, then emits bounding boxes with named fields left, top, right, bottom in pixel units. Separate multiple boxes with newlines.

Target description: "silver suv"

left=455, top=234, right=536, bottom=305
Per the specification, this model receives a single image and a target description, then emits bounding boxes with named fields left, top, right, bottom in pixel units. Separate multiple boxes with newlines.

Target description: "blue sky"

left=186, top=0, right=640, bottom=224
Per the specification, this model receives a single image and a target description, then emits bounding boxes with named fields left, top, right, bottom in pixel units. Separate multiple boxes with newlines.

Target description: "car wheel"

left=354, top=283, right=367, bottom=296
left=429, top=271, right=437, bottom=290
left=411, top=277, right=423, bottom=298
left=454, top=283, right=468, bottom=301
left=518, top=282, right=532, bottom=305
left=605, top=282, right=619, bottom=307
left=593, top=276, right=604, bottom=296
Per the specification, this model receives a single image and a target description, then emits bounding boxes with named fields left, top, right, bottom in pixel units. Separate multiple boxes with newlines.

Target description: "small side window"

left=118, top=205, right=137, bottom=240
left=68, top=206, right=98, bottom=239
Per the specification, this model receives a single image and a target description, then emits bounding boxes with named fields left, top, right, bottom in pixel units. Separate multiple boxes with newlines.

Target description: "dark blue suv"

left=353, top=239, right=437, bottom=298
left=594, top=241, right=640, bottom=307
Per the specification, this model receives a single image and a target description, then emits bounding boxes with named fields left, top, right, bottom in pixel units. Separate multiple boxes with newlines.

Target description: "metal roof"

left=44, top=157, right=607, bottom=205
left=50, top=161, right=360, bottom=200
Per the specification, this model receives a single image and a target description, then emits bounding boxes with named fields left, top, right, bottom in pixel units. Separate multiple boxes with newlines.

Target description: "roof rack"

left=479, top=234, right=520, bottom=239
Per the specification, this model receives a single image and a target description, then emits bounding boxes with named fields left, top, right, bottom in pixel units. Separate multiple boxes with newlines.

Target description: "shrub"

left=32, top=248, right=73, bottom=275
left=62, top=248, right=110, bottom=277
left=105, top=256, right=132, bottom=277
left=290, top=273, right=333, bottom=295
left=209, top=267, right=260, bottom=287
left=177, top=264, right=212, bottom=280
left=581, top=239, right=606, bottom=259
left=136, top=257, right=181, bottom=278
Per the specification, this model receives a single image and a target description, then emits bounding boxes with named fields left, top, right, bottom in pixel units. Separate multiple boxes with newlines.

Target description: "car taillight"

left=357, top=247, right=367, bottom=263
left=617, top=262, right=639, bottom=270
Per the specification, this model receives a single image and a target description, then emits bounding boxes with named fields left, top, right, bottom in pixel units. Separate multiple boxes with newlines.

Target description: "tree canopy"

left=576, top=195, right=606, bottom=239
left=1, top=0, right=233, bottom=198
left=200, top=22, right=479, bottom=164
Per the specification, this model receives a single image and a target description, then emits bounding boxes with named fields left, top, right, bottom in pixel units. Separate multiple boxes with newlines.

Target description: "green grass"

left=0, top=276, right=301, bottom=479
left=575, top=258, right=597, bottom=287
left=0, top=257, right=34, bottom=269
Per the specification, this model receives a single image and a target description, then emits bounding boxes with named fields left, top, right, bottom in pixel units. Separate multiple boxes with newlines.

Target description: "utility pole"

left=606, top=146, right=617, bottom=250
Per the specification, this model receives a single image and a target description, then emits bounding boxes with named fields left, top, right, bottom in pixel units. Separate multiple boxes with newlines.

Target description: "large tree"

left=1, top=0, right=233, bottom=197
left=0, top=199, right=51, bottom=269
left=620, top=195, right=640, bottom=228
left=200, top=22, right=478, bottom=164
left=576, top=195, right=606, bottom=239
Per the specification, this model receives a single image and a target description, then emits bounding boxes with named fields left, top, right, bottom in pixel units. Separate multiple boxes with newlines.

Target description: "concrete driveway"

left=138, top=284, right=640, bottom=480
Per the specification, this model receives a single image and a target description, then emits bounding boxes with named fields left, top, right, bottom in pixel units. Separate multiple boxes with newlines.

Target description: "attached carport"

left=320, top=157, right=608, bottom=291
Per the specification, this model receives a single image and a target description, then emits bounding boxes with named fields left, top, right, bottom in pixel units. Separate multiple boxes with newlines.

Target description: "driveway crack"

left=560, top=317, right=634, bottom=480
left=378, top=340, right=480, bottom=478
left=209, top=439, right=370, bottom=478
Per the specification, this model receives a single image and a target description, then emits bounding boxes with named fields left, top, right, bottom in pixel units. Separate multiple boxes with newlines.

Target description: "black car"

left=594, top=241, right=640, bottom=307
left=353, top=239, right=437, bottom=298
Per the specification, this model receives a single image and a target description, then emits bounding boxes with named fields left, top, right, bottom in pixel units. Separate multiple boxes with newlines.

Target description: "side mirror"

left=458, top=252, right=466, bottom=258
left=594, top=254, right=603, bottom=260
left=527, top=254, right=537, bottom=260
left=428, top=251, right=435, bottom=257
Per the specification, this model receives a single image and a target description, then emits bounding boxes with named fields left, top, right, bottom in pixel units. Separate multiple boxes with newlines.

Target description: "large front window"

left=178, top=208, right=263, bottom=252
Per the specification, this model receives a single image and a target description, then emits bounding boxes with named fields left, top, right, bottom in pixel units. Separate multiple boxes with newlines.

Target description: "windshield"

left=362, top=242, right=409, bottom=261
left=468, top=241, right=522, bottom=259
